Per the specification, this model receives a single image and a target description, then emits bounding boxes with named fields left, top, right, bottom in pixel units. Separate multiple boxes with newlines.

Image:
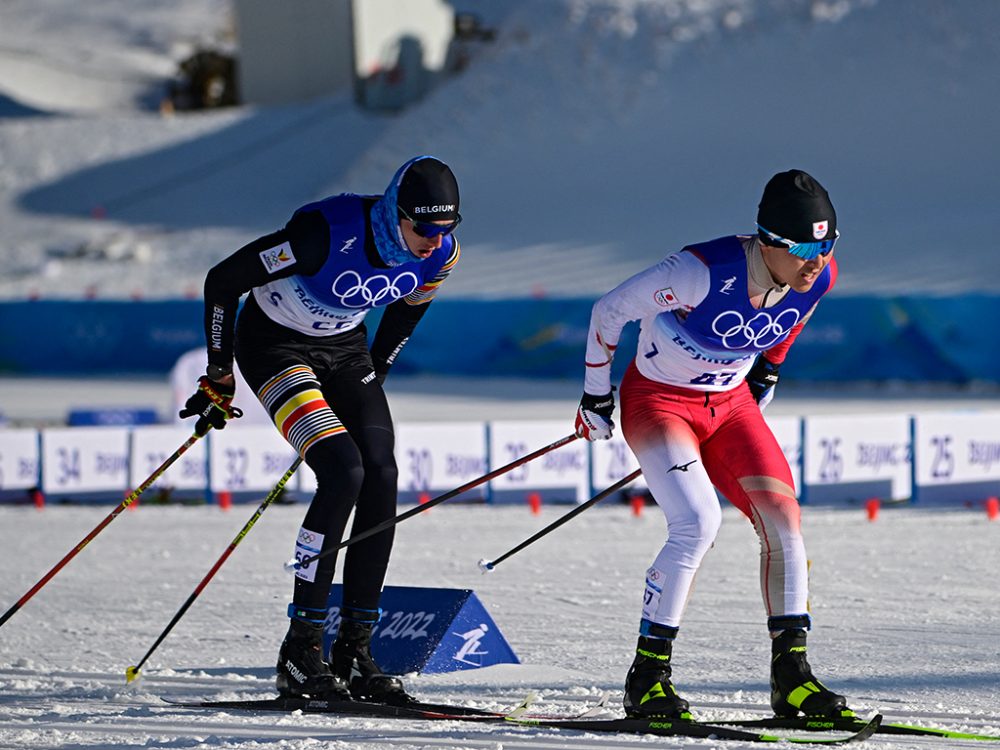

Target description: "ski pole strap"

left=288, top=604, right=327, bottom=624
left=340, top=606, right=381, bottom=625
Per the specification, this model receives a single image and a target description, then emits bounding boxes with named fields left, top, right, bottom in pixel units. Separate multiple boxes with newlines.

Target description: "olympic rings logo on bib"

left=710, top=308, right=801, bottom=350
left=331, top=270, right=419, bottom=309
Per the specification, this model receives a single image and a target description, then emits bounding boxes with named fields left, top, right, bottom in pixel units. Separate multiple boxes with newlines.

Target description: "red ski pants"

left=620, top=362, right=808, bottom=629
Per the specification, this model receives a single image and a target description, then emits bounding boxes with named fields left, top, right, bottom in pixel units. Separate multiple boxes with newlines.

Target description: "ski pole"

left=126, top=456, right=302, bottom=683
left=478, top=468, right=642, bottom=572
left=284, top=433, right=580, bottom=573
left=0, top=432, right=204, bottom=630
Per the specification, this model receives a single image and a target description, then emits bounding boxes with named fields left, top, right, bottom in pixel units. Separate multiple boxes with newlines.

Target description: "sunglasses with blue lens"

left=398, top=206, right=462, bottom=238
left=756, top=224, right=838, bottom=260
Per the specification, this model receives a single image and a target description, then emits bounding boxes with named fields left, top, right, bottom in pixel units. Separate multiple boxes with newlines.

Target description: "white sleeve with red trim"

left=583, top=251, right=710, bottom=395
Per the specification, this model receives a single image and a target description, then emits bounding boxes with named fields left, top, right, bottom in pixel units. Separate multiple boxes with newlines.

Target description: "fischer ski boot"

left=623, top=631, right=691, bottom=719
left=770, top=628, right=849, bottom=718
left=330, top=608, right=415, bottom=705
left=276, top=609, right=351, bottom=700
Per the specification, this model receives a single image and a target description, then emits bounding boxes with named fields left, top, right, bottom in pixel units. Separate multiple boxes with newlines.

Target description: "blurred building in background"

left=227, top=0, right=492, bottom=112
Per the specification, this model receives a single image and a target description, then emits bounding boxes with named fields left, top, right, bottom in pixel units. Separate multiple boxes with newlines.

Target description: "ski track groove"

left=2, top=506, right=998, bottom=749
left=0, top=716, right=677, bottom=750
left=2, top=688, right=998, bottom=750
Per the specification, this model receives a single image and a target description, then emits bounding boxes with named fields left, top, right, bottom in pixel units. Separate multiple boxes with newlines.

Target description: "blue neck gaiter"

left=370, top=157, right=426, bottom=268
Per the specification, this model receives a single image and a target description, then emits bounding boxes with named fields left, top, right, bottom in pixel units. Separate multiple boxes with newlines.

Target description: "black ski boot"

left=623, top=632, right=691, bottom=719
left=276, top=614, right=351, bottom=700
left=330, top=608, right=415, bottom=705
left=770, top=629, right=850, bottom=717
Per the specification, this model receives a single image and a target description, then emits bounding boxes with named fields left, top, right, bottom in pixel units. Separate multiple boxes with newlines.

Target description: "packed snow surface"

left=0, top=502, right=998, bottom=748
left=2, top=0, right=999, bottom=299
left=2, top=3, right=999, bottom=746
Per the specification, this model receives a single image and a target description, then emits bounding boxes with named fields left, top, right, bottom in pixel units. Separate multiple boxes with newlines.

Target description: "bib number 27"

left=689, top=371, right=738, bottom=387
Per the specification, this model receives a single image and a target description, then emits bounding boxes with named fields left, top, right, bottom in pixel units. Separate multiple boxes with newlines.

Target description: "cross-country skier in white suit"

left=574, top=170, right=853, bottom=720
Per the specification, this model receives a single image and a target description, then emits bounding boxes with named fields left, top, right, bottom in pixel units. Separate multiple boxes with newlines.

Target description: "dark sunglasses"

left=757, top=224, right=838, bottom=260
left=398, top=206, right=462, bottom=238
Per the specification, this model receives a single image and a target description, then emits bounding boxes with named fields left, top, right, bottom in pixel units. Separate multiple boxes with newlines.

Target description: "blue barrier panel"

left=801, top=480, right=894, bottom=506
left=0, top=300, right=202, bottom=374
left=3, top=295, right=999, bottom=382
left=0, top=299, right=630, bottom=379
left=323, top=584, right=519, bottom=674
left=787, top=294, right=1000, bottom=382
left=912, top=481, right=1000, bottom=506
left=67, top=408, right=160, bottom=426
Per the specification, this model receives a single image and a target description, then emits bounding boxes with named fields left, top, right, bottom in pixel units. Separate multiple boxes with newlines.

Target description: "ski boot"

left=276, top=607, right=351, bottom=700
left=623, top=625, right=691, bottom=719
left=770, top=628, right=850, bottom=718
left=330, top=607, right=415, bottom=705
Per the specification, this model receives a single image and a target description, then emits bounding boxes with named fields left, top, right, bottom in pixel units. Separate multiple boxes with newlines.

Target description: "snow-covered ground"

left=2, top=2, right=999, bottom=747
left=2, top=0, right=1000, bottom=299
left=1, top=501, right=998, bottom=749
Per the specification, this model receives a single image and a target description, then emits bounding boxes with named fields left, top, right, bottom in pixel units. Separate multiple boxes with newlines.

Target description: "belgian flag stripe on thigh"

left=257, top=365, right=345, bottom=455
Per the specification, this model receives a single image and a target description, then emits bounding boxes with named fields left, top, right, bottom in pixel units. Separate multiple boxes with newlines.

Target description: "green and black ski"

left=720, top=714, right=1000, bottom=742
left=168, top=694, right=883, bottom=743
left=508, top=713, right=882, bottom=744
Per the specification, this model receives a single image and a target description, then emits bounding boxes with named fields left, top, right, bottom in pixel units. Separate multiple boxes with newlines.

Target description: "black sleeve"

left=203, top=210, right=329, bottom=370
left=368, top=237, right=460, bottom=379
left=369, top=300, right=433, bottom=378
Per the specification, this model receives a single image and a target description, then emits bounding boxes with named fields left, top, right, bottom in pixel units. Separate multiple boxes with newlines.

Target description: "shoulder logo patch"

left=259, top=242, right=296, bottom=274
left=653, top=287, right=677, bottom=307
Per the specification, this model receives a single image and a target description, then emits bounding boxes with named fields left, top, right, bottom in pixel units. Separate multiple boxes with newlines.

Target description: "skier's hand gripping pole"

left=126, top=457, right=302, bottom=683
left=478, top=468, right=642, bottom=573
left=284, top=433, right=580, bottom=574
left=0, top=431, right=206, bottom=631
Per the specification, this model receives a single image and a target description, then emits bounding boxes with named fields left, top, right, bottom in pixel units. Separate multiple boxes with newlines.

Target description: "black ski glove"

left=746, top=356, right=780, bottom=409
left=575, top=390, right=616, bottom=441
left=179, top=375, right=243, bottom=436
